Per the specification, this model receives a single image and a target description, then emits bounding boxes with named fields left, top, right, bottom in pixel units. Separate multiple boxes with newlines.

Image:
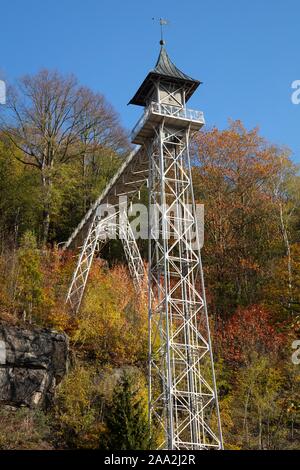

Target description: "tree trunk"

left=41, top=169, right=52, bottom=246
left=243, top=388, right=251, bottom=447
left=258, top=412, right=263, bottom=450
left=279, top=201, right=293, bottom=312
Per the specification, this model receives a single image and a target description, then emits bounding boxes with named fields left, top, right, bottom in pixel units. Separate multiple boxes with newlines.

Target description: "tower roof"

left=153, top=45, right=197, bottom=81
left=129, top=45, right=201, bottom=106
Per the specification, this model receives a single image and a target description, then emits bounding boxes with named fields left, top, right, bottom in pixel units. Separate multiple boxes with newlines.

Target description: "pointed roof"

left=153, top=46, right=197, bottom=82
left=129, top=45, right=201, bottom=107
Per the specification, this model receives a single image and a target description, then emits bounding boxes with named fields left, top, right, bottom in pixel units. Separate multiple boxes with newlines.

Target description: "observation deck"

left=131, top=102, right=205, bottom=145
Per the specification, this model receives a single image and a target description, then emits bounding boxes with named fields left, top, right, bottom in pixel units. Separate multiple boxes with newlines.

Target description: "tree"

left=54, top=364, right=104, bottom=449
left=233, top=356, right=283, bottom=449
left=0, top=70, right=129, bottom=244
left=16, top=231, right=43, bottom=321
left=191, top=121, right=290, bottom=317
left=217, top=305, right=285, bottom=367
left=101, top=372, right=153, bottom=450
left=72, top=264, right=148, bottom=365
left=271, top=157, right=300, bottom=315
left=264, top=243, right=300, bottom=324
left=0, top=138, right=41, bottom=248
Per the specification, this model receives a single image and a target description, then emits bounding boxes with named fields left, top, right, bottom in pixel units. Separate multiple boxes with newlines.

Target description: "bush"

left=0, top=407, right=51, bottom=450
left=72, top=264, right=148, bottom=365
left=53, top=364, right=105, bottom=449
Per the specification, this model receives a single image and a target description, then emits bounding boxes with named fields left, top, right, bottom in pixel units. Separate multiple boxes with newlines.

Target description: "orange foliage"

left=192, top=121, right=290, bottom=316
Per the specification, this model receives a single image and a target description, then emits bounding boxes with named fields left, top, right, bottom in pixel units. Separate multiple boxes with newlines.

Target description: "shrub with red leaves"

left=217, top=305, right=286, bottom=366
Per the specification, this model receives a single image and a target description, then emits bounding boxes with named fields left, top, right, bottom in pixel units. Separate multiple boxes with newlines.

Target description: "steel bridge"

left=64, top=43, right=223, bottom=450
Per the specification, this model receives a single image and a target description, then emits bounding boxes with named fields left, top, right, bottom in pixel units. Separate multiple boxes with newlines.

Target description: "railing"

left=152, top=102, right=204, bottom=122
left=131, top=102, right=204, bottom=141
left=131, top=106, right=152, bottom=140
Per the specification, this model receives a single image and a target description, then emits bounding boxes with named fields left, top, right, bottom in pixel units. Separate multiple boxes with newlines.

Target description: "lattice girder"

left=148, top=120, right=223, bottom=450
left=66, top=211, right=145, bottom=313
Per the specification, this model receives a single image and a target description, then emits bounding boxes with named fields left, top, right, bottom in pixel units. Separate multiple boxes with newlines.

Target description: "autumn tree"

left=233, top=356, right=283, bottom=449
left=54, top=365, right=104, bottom=449
left=72, top=263, right=148, bottom=364
left=264, top=243, right=300, bottom=324
left=216, top=305, right=299, bottom=449
left=16, top=231, right=43, bottom=322
left=191, top=121, right=291, bottom=317
left=0, top=70, right=129, bottom=245
left=271, top=158, right=300, bottom=315
left=217, top=305, right=285, bottom=367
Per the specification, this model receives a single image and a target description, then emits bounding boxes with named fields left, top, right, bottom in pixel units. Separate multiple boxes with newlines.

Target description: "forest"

left=0, top=69, right=299, bottom=450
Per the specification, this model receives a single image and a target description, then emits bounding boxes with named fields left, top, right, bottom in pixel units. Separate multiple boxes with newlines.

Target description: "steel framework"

left=66, top=210, right=145, bottom=313
left=65, top=44, right=223, bottom=451
left=147, top=119, right=223, bottom=449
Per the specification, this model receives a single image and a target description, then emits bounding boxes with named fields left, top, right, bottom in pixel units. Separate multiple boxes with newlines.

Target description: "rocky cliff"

left=0, top=323, right=68, bottom=408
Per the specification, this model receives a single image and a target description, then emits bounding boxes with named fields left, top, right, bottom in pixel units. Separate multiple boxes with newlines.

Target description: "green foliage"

left=0, top=140, right=41, bottom=245
left=53, top=364, right=154, bottom=450
left=53, top=364, right=104, bottom=449
left=48, top=152, right=122, bottom=243
left=101, top=371, right=153, bottom=450
left=16, top=231, right=43, bottom=320
left=222, top=354, right=299, bottom=450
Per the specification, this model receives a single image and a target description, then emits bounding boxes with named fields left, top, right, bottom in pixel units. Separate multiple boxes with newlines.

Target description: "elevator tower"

left=129, top=42, right=223, bottom=450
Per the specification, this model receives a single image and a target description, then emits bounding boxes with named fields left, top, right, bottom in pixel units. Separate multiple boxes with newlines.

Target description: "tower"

left=65, top=39, right=223, bottom=451
left=129, top=43, right=223, bottom=450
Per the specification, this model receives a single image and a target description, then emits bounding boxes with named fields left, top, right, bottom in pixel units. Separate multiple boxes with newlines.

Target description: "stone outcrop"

left=0, top=323, right=68, bottom=408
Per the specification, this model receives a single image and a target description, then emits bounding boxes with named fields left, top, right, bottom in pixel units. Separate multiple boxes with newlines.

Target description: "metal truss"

left=66, top=210, right=145, bottom=314
left=64, top=147, right=148, bottom=250
left=64, top=50, right=223, bottom=451
left=147, top=121, right=223, bottom=450
left=119, top=216, right=146, bottom=290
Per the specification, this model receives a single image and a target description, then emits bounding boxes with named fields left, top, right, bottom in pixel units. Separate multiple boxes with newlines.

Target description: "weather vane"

left=152, top=17, right=169, bottom=45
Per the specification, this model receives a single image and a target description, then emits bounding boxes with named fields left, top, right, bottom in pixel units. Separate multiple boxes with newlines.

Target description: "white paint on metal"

left=66, top=211, right=146, bottom=314
left=65, top=53, right=222, bottom=451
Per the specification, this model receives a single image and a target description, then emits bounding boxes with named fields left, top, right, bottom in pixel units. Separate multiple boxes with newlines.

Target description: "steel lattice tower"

left=129, top=43, right=223, bottom=450
left=65, top=41, right=223, bottom=451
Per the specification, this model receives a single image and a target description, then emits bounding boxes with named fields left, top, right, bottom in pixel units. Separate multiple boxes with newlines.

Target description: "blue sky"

left=1, top=0, right=300, bottom=162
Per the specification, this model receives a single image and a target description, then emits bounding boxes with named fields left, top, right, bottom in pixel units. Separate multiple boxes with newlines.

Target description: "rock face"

left=0, top=323, right=68, bottom=408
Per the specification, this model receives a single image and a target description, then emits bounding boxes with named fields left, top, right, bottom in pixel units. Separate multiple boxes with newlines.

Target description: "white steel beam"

left=66, top=211, right=146, bottom=314
left=147, top=118, right=223, bottom=450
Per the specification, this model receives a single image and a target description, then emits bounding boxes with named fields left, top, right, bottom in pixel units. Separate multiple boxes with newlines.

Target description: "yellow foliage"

left=54, top=364, right=104, bottom=449
left=72, top=264, right=148, bottom=365
left=47, top=308, right=72, bottom=332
